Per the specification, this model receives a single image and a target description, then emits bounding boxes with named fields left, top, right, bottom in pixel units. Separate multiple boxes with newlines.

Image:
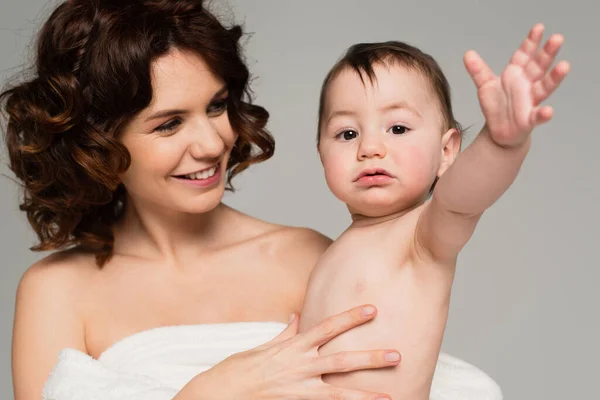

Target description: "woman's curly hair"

left=0, top=0, right=275, bottom=266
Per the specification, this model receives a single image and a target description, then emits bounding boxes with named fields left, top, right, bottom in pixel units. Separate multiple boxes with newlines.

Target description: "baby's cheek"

left=322, top=158, right=351, bottom=201
left=400, top=146, right=437, bottom=186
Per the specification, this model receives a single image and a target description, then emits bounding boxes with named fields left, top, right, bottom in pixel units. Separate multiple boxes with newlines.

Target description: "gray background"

left=1, top=0, right=598, bottom=398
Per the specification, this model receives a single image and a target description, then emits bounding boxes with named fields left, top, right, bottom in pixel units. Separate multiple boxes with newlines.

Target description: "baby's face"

left=318, top=64, right=454, bottom=217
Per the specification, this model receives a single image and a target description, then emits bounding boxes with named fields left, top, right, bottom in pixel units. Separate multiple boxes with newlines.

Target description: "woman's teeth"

left=183, top=165, right=217, bottom=180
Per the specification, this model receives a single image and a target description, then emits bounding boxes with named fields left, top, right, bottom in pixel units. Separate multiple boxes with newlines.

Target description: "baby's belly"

left=301, top=260, right=451, bottom=334
left=307, top=282, right=449, bottom=354
left=300, top=265, right=452, bottom=399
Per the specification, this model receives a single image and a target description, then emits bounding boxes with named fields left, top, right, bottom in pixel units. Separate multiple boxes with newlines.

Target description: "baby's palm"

left=465, top=24, right=569, bottom=147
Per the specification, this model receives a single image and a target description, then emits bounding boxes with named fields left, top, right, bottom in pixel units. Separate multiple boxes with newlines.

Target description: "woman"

left=2, top=1, right=501, bottom=399
left=2, top=1, right=402, bottom=399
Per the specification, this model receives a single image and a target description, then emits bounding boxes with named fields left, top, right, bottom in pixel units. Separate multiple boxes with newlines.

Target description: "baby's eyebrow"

left=325, top=100, right=422, bottom=126
left=380, top=101, right=422, bottom=118
left=327, top=109, right=357, bottom=123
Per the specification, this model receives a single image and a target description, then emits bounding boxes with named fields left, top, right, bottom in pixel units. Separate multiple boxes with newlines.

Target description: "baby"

left=298, top=24, right=569, bottom=399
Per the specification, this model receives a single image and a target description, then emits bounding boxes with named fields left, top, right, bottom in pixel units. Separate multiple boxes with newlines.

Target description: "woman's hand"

left=185, top=305, right=399, bottom=400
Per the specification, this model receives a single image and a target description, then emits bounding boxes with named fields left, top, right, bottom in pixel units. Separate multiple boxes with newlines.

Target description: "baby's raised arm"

left=415, top=24, right=569, bottom=264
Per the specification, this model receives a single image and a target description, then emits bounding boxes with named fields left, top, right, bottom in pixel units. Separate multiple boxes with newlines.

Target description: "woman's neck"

left=112, top=197, right=232, bottom=265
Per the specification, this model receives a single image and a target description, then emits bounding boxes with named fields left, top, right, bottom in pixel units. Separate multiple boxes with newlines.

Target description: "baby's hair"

left=317, top=40, right=462, bottom=145
left=0, top=0, right=274, bottom=266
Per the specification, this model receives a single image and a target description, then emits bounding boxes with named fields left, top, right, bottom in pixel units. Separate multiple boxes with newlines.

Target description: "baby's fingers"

left=464, top=50, right=495, bottom=89
left=511, top=23, right=545, bottom=67
left=532, top=60, right=570, bottom=105
left=531, top=105, right=554, bottom=126
left=307, top=350, right=401, bottom=376
left=525, top=33, right=565, bottom=81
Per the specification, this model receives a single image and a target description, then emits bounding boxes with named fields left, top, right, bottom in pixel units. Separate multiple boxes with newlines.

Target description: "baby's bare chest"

left=316, top=226, right=414, bottom=278
left=300, top=225, right=453, bottom=329
left=302, top=232, right=412, bottom=313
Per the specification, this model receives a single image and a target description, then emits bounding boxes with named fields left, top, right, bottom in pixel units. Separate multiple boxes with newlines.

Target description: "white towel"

left=42, top=349, right=177, bottom=400
left=43, top=322, right=502, bottom=400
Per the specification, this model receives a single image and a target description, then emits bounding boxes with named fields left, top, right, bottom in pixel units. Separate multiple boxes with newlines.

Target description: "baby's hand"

left=464, top=23, right=570, bottom=148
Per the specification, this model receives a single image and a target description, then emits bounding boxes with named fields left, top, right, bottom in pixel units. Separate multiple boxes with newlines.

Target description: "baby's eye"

left=388, top=125, right=409, bottom=135
left=154, top=118, right=182, bottom=133
left=337, top=130, right=358, bottom=141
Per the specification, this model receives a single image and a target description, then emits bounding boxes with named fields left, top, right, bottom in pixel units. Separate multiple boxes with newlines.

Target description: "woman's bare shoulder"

left=14, top=249, right=99, bottom=335
left=251, top=223, right=332, bottom=271
left=225, top=206, right=330, bottom=245
left=12, top=248, right=97, bottom=399
left=273, top=226, right=333, bottom=253
left=274, top=226, right=333, bottom=276
left=19, top=248, right=99, bottom=288
left=225, top=207, right=331, bottom=268
left=15, top=248, right=100, bottom=334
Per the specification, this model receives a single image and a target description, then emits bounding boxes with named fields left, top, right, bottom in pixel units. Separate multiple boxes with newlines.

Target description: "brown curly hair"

left=0, top=0, right=275, bottom=266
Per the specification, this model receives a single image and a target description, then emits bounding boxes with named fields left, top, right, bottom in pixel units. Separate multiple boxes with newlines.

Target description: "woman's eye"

left=154, top=118, right=182, bottom=133
left=389, top=125, right=409, bottom=135
left=207, top=98, right=228, bottom=115
left=337, top=130, right=358, bottom=141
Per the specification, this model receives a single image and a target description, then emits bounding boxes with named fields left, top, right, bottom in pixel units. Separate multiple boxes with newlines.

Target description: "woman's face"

left=119, top=48, right=237, bottom=215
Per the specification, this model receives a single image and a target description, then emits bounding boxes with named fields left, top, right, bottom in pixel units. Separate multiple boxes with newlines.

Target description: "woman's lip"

left=172, top=166, right=221, bottom=188
left=173, top=162, right=220, bottom=178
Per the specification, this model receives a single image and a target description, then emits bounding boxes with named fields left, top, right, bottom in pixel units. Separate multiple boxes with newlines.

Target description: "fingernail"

left=362, top=305, right=376, bottom=317
left=375, top=397, right=390, bottom=400
left=288, top=313, right=296, bottom=323
left=385, top=351, right=401, bottom=362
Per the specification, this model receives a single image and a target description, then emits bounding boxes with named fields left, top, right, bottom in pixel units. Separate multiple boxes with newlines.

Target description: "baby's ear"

left=437, top=128, right=461, bottom=176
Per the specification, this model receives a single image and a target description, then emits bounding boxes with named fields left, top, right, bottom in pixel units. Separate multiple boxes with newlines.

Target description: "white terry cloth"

left=43, top=322, right=502, bottom=400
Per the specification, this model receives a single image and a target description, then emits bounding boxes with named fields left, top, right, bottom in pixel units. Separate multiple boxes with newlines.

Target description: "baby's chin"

left=346, top=200, right=411, bottom=219
left=344, top=192, right=429, bottom=220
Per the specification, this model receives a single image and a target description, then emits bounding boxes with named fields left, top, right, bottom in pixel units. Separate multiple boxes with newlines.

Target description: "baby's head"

left=317, top=41, right=462, bottom=218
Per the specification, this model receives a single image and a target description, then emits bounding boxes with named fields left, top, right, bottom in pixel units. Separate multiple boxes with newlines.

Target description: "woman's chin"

left=180, top=192, right=225, bottom=215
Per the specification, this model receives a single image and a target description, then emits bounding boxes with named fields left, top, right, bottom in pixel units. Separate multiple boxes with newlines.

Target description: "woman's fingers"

left=299, top=305, right=378, bottom=349
left=306, top=349, right=401, bottom=375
